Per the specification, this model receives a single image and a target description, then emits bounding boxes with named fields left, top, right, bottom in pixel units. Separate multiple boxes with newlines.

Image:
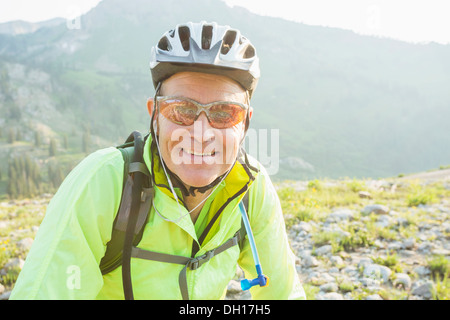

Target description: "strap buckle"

left=187, top=249, right=215, bottom=270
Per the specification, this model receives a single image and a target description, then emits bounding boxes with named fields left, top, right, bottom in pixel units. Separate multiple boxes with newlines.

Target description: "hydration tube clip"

left=240, top=265, right=269, bottom=290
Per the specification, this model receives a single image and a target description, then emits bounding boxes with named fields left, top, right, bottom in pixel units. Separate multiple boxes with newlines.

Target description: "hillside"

left=0, top=0, right=449, bottom=189
left=0, top=18, right=65, bottom=36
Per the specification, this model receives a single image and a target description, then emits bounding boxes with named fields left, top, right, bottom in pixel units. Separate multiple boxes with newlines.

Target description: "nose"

left=191, top=112, right=215, bottom=143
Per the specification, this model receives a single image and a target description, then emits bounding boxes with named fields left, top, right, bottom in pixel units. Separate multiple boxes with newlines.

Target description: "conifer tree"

left=7, top=128, right=15, bottom=144
left=7, top=155, right=42, bottom=199
left=63, top=134, right=68, bottom=149
left=49, top=138, right=57, bottom=157
left=35, top=131, right=41, bottom=147
left=82, top=130, right=91, bottom=153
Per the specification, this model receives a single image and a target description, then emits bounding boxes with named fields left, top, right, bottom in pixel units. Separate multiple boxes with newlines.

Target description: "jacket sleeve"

left=10, top=148, right=124, bottom=300
left=237, top=164, right=306, bottom=300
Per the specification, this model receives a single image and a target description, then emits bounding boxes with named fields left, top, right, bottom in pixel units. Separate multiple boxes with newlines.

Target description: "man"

left=10, top=21, right=305, bottom=300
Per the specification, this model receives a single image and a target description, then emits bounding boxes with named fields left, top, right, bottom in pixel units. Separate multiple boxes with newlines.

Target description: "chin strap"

left=166, top=168, right=227, bottom=197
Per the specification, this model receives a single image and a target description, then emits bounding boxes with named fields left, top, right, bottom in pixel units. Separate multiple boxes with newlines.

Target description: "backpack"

left=99, top=131, right=249, bottom=300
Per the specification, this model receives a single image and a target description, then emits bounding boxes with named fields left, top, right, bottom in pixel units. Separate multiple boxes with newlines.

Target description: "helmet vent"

left=221, top=30, right=237, bottom=55
left=178, top=26, right=191, bottom=51
left=158, top=36, right=171, bottom=51
left=201, top=25, right=213, bottom=50
left=243, top=45, right=255, bottom=59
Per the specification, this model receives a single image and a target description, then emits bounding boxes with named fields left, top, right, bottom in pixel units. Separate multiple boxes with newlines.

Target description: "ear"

left=248, top=106, right=253, bottom=121
left=147, top=98, right=154, bottom=116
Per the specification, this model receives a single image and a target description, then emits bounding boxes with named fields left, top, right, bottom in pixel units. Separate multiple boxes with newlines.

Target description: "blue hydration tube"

left=238, top=201, right=269, bottom=291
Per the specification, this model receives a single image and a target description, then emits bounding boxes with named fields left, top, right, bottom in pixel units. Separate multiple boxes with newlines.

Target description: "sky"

left=0, top=0, right=449, bottom=44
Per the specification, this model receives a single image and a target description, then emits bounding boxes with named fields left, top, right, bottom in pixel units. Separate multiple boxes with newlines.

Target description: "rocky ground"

left=226, top=171, right=450, bottom=300
left=1, top=171, right=449, bottom=300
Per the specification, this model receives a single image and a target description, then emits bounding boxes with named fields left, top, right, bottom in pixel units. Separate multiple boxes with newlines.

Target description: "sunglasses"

left=155, top=96, right=249, bottom=129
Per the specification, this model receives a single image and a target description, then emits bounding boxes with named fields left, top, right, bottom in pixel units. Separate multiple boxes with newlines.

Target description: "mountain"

left=0, top=0, right=449, bottom=185
left=0, top=18, right=65, bottom=36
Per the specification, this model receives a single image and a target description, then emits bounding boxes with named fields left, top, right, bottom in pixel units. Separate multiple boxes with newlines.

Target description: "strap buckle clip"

left=187, top=249, right=215, bottom=270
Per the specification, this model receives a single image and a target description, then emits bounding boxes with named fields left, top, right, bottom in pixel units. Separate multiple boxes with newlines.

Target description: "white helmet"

left=150, top=21, right=260, bottom=98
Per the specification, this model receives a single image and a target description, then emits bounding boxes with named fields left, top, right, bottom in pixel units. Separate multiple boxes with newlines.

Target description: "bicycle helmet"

left=150, top=21, right=260, bottom=98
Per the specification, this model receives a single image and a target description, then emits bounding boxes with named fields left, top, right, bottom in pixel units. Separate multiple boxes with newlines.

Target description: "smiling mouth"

left=182, top=148, right=216, bottom=157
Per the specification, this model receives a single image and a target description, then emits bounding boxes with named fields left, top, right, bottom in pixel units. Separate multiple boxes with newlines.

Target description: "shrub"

left=307, top=179, right=322, bottom=191
left=406, top=184, right=436, bottom=207
left=338, top=225, right=374, bottom=252
left=428, top=255, right=450, bottom=280
left=346, top=179, right=364, bottom=192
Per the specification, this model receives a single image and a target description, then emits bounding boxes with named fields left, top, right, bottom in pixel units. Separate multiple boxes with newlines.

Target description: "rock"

left=431, top=248, right=450, bottom=256
left=344, top=292, right=354, bottom=300
left=360, top=277, right=381, bottom=288
left=17, top=237, right=34, bottom=251
left=373, top=239, right=386, bottom=249
left=376, top=215, right=393, bottom=228
left=319, top=273, right=336, bottom=284
left=387, top=241, right=403, bottom=251
left=297, top=221, right=312, bottom=233
left=417, top=242, right=433, bottom=254
left=396, top=217, right=409, bottom=227
left=358, top=191, right=372, bottom=199
left=402, top=237, right=416, bottom=250
left=298, top=249, right=312, bottom=259
left=357, top=258, right=373, bottom=269
left=399, top=250, right=416, bottom=258
left=319, top=282, right=338, bottom=293
left=306, top=271, right=320, bottom=282
left=413, top=266, right=431, bottom=277
left=328, top=209, right=354, bottom=221
left=302, top=255, right=319, bottom=268
left=328, top=267, right=339, bottom=274
left=321, top=292, right=344, bottom=300
left=235, top=266, right=244, bottom=279
left=361, top=204, right=390, bottom=215
left=0, top=291, right=11, bottom=300
left=342, top=266, right=358, bottom=277
left=443, top=222, right=450, bottom=234
left=330, top=255, right=343, bottom=266
left=411, top=281, right=435, bottom=299
left=314, top=245, right=333, bottom=256
left=1, top=258, right=25, bottom=274
left=366, top=294, right=383, bottom=300
left=393, top=273, right=412, bottom=290
left=363, top=264, right=392, bottom=283
left=226, top=280, right=242, bottom=294
left=0, top=221, right=9, bottom=229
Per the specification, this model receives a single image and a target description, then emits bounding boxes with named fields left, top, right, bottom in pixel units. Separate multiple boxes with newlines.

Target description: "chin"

left=176, top=166, right=221, bottom=188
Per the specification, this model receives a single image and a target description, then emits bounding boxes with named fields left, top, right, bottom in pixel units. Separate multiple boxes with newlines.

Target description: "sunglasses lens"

left=160, top=99, right=197, bottom=126
left=208, top=104, right=246, bottom=129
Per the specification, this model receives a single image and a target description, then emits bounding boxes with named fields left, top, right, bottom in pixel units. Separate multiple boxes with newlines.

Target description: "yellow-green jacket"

left=10, top=135, right=305, bottom=300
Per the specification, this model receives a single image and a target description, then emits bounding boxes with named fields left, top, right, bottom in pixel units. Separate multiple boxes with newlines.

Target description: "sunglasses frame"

left=155, top=95, right=250, bottom=129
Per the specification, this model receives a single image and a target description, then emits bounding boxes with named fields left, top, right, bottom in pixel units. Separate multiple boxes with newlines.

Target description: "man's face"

left=147, top=72, right=252, bottom=189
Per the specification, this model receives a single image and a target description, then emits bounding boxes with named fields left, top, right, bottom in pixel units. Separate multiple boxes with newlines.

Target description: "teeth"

left=185, top=149, right=215, bottom=156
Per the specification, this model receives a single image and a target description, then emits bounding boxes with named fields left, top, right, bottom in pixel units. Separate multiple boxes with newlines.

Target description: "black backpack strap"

left=121, top=131, right=150, bottom=300
left=99, top=132, right=152, bottom=281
